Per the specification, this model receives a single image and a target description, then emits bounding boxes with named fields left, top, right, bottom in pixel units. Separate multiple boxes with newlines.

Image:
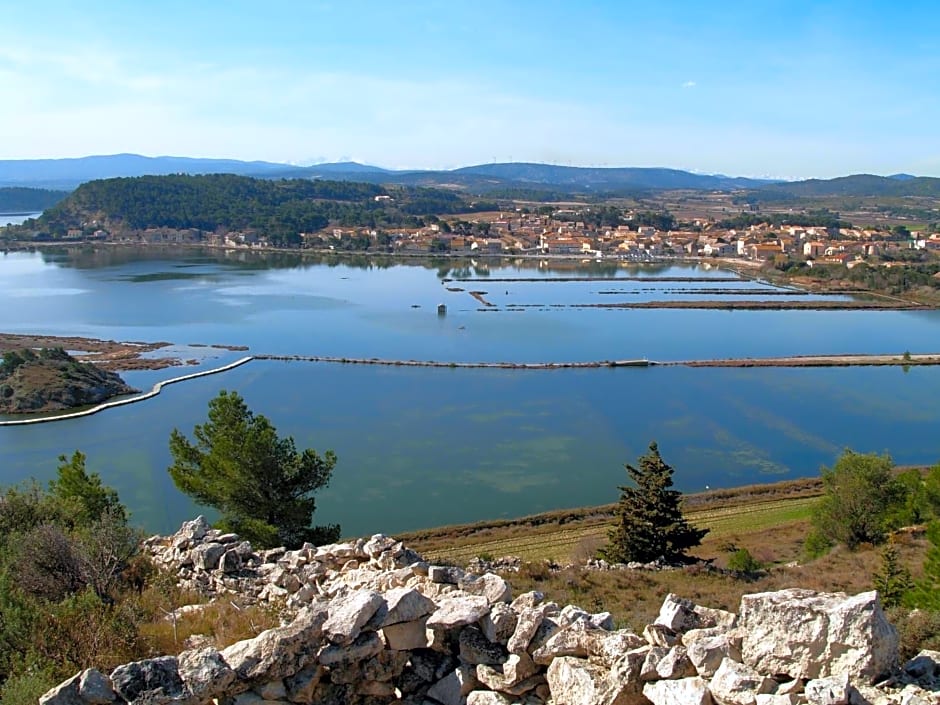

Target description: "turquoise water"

left=2, top=247, right=939, bottom=537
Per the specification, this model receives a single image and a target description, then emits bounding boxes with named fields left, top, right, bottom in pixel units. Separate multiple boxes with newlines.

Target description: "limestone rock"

left=709, top=657, right=774, bottom=705
left=738, top=589, right=898, bottom=683
left=110, top=656, right=184, bottom=704
left=507, top=607, right=544, bottom=655
left=318, top=631, right=384, bottom=667
left=380, top=586, right=436, bottom=627
left=592, top=630, right=648, bottom=669
left=476, top=653, right=539, bottom=691
left=427, top=664, right=480, bottom=705
left=426, top=594, right=491, bottom=633
left=684, top=628, right=744, bottom=678
left=804, top=674, right=852, bottom=705
left=531, top=620, right=607, bottom=665
left=322, top=589, right=385, bottom=645
left=284, top=665, right=327, bottom=704
left=192, top=542, right=227, bottom=572
left=177, top=647, right=237, bottom=701
left=643, top=676, right=714, bottom=705
left=655, top=593, right=736, bottom=633
left=79, top=669, right=118, bottom=704
left=644, top=623, right=680, bottom=648
left=221, top=604, right=328, bottom=682
left=641, top=645, right=696, bottom=681
left=381, top=616, right=431, bottom=651
left=547, top=654, right=646, bottom=705
left=39, top=673, right=83, bottom=705
left=429, top=564, right=465, bottom=584
left=466, top=691, right=516, bottom=705
left=903, top=649, right=940, bottom=681
left=510, top=591, right=544, bottom=611
left=459, top=572, right=513, bottom=604
left=481, top=602, right=518, bottom=645
left=460, top=625, right=509, bottom=665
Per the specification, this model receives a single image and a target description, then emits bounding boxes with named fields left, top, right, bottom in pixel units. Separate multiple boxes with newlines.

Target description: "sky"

left=1, top=1, right=939, bottom=178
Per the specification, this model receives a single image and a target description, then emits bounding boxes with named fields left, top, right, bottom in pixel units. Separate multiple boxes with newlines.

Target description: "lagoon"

left=2, top=247, right=940, bottom=537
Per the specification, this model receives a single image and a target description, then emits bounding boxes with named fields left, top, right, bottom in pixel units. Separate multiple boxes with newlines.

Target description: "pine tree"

left=872, top=541, right=913, bottom=608
left=601, top=442, right=708, bottom=564
left=169, top=390, right=339, bottom=549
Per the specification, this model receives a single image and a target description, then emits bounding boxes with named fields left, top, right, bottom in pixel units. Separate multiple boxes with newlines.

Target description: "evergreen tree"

left=601, top=442, right=708, bottom=564
left=50, top=451, right=126, bottom=525
left=168, top=390, right=339, bottom=549
left=905, top=521, right=940, bottom=610
left=872, top=541, right=913, bottom=608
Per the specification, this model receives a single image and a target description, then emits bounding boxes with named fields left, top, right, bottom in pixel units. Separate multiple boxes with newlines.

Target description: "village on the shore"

left=70, top=204, right=940, bottom=266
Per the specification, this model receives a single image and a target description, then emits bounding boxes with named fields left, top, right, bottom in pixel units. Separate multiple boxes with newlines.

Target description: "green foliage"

left=601, top=442, right=708, bottom=564
left=34, top=174, right=471, bottom=240
left=802, top=529, right=834, bottom=560
left=872, top=542, right=913, bottom=608
left=905, top=521, right=940, bottom=610
left=0, top=187, right=68, bottom=213
left=811, top=450, right=905, bottom=549
left=0, top=466, right=138, bottom=698
left=50, top=451, right=127, bottom=525
left=727, top=548, right=763, bottom=574
left=169, top=390, right=340, bottom=549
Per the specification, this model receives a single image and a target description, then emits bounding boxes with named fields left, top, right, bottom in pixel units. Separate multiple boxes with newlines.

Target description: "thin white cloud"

left=682, top=81, right=697, bottom=89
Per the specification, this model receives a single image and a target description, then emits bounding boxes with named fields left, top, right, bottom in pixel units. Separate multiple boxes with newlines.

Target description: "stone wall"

left=40, top=518, right=940, bottom=705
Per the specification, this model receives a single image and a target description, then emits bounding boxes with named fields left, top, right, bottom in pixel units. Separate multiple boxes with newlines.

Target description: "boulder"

left=110, top=656, right=184, bottom=704
left=475, top=653, right=539, bottom=691
left=191, top=542, right=227, bottom=572
left=382, top=617, right=431, bottom=651
left=284, top=665, right=327, bottom=704
left=903, top=649, right=940, bottom=681
left=507, top=607, right=544, bottom=655
left=481, top=602, right=518, bottom=645
left=318, top=631, right=384, bottom=666
left=643, top=676, right=714, bottom=705
left=641, top=645, right=696, bottom=681
left=531, top=620, right=607, bottom=665
left=177, top=647, right=237, bottom=701
left=592, top=630, right=648, bottom=668
left=426, top=594, right=491, bottom=633
left=684, top=628, right=744, bottom=678
left=738, top=589, right=898, bottom=683
left=459, top=625, right=509, bottom=665
left=78, top=669, right=118, bottom=705
left=322, top=589, right=385, bottom=645
left=39, top=673, right=83, bottom=705
left=459, top=572, right=513, bottom=604
left=221, top=603, right=328, bottom=682
left=709, top=658, right=774, bottom=705
left=804, top=674, right=852, bottom=705
left=427, top=664, right=481, bottom=705
left=380, top=587, right=436, bottom=627
left=655, top=593, right=736, bottom=633
left=547, top=654, right=647, bottom=705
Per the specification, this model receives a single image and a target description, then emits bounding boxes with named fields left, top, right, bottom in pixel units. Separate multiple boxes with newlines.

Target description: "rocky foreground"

left=41, top=517, right=940, bottom=705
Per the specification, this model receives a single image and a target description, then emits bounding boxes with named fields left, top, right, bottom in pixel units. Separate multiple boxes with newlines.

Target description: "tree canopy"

left=809, top=450, right=906, bottom=551
left=601, top=442, right=708, bottom=564
left=168, top=390, right=339, bottom=549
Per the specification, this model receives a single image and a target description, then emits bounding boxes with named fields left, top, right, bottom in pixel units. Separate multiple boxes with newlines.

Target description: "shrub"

left=727, top=548, right=764, bottom=574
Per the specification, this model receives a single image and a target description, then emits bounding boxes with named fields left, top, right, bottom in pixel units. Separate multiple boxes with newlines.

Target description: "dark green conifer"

left=601, top=442, right=708, bottom=564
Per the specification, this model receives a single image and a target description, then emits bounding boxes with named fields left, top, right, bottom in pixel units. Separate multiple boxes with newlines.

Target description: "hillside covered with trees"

left=0, top=187, right=69, bottom=213
left=25, top=174, right=476, bottom=243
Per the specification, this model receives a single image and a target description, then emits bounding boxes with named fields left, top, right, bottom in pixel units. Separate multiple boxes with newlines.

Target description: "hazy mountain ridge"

left=1, top=154, right=937, bottom=198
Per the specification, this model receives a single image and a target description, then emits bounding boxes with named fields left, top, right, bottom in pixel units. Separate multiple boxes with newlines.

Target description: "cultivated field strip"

left=417, top=496, right=818, bottom=565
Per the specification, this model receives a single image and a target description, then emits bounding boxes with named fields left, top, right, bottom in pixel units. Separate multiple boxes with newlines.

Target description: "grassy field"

left=399, top=476, right=932, bottom=646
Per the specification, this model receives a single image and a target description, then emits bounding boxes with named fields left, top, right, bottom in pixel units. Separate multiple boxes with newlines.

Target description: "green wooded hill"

left=36, top=174, right=472, bottom=243
left=756, top=174, right=940, bottom=199
left=0, top=187, right=70, bottom=213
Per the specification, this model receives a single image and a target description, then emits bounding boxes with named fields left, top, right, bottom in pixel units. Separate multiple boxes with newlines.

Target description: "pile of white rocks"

left=40, top=519, right=940, bottom=705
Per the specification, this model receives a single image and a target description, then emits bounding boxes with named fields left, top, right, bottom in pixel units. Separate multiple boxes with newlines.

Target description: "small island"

left=0, top=347, right=137, bottom=414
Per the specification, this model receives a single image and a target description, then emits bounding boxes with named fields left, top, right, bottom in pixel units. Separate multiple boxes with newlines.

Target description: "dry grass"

left=132, top=573, right=281, bottom=657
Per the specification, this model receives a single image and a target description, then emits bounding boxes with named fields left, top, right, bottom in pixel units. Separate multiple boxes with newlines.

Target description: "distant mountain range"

left=1, top=154, right=938, bottom=199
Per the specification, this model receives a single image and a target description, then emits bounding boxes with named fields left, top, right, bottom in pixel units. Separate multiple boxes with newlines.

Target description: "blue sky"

left=2, top=1, right=939, bottom=177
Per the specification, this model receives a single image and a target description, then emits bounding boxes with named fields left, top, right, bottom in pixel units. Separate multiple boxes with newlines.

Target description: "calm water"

left=0, top=212, right=41, bottom=226
left=2, top=246, right=940, bottom=537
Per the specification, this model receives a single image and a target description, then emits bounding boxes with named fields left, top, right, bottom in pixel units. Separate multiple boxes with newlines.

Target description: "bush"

left=727, top=548, right=764, bottom=574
